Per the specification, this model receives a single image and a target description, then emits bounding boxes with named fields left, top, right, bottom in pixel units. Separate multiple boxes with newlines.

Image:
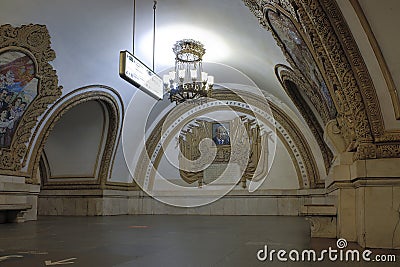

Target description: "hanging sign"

left=119, top=50, right=163, bottom=100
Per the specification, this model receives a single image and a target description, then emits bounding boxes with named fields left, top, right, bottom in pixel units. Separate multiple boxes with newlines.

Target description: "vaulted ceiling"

left=1, top=0, right=399, bottom=129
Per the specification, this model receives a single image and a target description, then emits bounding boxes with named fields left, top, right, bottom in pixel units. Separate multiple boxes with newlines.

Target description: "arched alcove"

left=41, top=100, right=106, bottom=184
left=26, top=86, right=127, bottom=216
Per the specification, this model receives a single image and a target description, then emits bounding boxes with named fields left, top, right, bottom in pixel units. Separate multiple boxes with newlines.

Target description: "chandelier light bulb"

left=163, top=74, right=169, bottom=85
left=178, top=69, right=186, bottom=79
left=207, top=76, right=214, bottom=86
left=190, top=69, right=197, bottom=81
left=169, top=71, right=176, bottom=81
left=201, top=72, right=208, bottom=82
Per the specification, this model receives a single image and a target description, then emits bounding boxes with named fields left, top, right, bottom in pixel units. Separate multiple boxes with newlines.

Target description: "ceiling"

left=358, top=0, right=400, bottom=102
left=1, top=0, right=399, bottom=123
left=1, top=0, right=290, bottom=105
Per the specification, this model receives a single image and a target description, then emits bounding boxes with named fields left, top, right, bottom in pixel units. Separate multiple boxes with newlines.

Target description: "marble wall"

left=0, top=176, right=38, bottom=222
left=329, top=156, right=400, bottom=249
left=37, top=188, right=333, bottom=216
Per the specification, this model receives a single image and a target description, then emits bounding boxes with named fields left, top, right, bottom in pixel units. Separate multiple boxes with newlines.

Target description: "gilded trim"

left=276, top=64, right=333, bottom=172
left=0, top=24, right=62, bottom=172
left=243, top=0, right=400, bottom=160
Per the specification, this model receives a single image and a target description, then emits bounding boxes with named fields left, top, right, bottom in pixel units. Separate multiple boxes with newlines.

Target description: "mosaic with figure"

left=268, top=10, right=336, bottom=119
left=0, top=51, right=37, bottom=148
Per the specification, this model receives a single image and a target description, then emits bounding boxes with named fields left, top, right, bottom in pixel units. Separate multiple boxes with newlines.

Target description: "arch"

left=269, top=100, right=321, bottom=188
left=0, top=24, right=62, bottom=173
left=135, top=89, right=322, bottom=190
left=242, top=0, right=400, bottom=160
left=38, top=151, right=50, bottom=184
left=40, top=100, right=107, bottom=186
left=276, top=64, right=333, bottom=171
left=26, top=85, right=124, bottom=187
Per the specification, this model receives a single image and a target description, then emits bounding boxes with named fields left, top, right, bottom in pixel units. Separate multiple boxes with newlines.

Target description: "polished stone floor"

left=0, top=215, right=398, bottom=267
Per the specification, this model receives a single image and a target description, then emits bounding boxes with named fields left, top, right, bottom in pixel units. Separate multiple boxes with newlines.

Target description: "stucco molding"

left=243, top=0, right=400, bottom=160
left=276, top=64, right=333, bottom=171
left=0, top=24, right=62, bottom=172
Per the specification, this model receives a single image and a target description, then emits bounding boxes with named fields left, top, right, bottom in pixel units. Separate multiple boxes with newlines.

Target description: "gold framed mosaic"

left=0, top=24, right=62, bottom=172
left=243, top=0, right=400, bottom=160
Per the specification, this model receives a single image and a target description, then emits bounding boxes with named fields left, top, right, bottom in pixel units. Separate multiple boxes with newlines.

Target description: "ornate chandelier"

left=163, top=39, right=214, bottom=104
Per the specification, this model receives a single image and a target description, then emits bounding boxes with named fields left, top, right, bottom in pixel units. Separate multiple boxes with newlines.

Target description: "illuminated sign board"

left=119, top=50, right=163, bottom=100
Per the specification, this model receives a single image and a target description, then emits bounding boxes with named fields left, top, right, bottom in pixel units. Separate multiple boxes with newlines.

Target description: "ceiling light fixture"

left=163, top=39, right=214, bottom=104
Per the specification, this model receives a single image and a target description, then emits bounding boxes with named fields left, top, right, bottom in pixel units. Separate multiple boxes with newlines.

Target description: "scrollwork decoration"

left=0, top=24, right=62, bottom=172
